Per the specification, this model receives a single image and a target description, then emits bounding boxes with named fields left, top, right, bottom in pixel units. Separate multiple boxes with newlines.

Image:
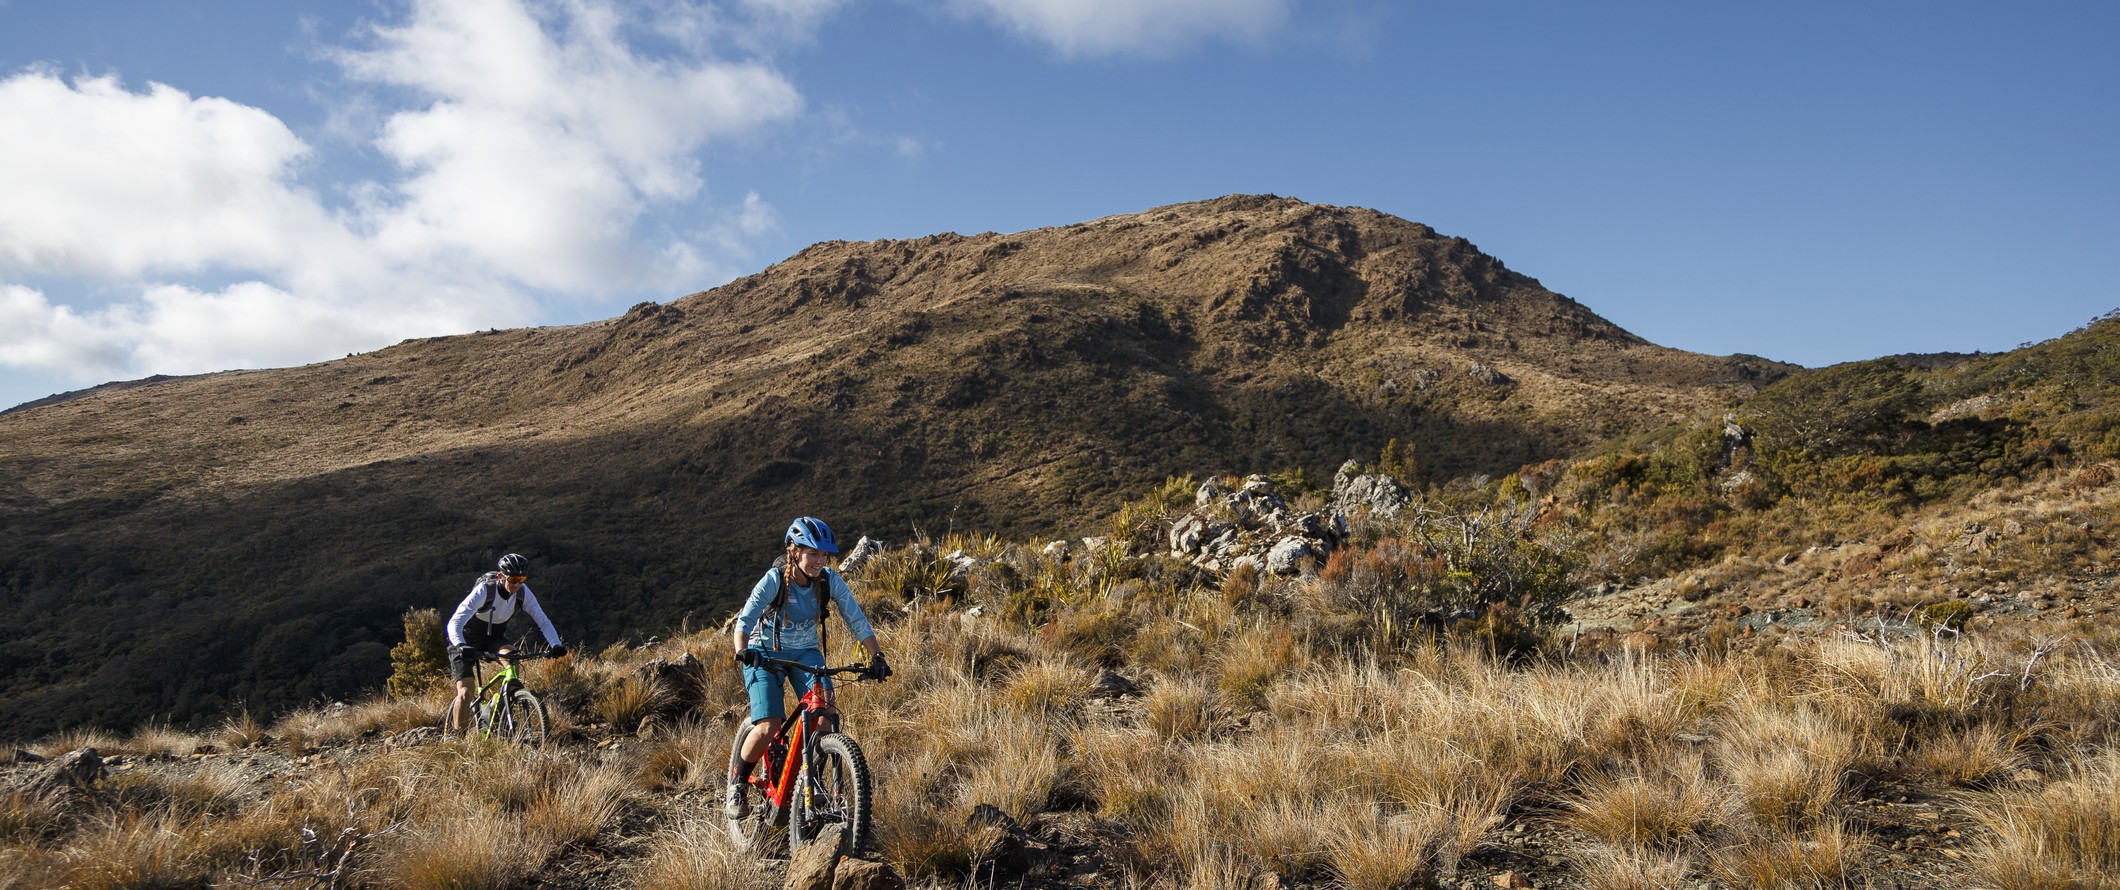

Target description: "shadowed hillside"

left=0, top=195, right=1788, bottom=735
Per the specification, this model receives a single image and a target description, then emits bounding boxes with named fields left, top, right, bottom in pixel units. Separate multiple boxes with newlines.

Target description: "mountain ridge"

left=0, top=194, right=1792, bottom=733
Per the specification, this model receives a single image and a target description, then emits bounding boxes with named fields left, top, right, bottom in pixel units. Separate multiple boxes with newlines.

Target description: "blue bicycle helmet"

left=784, top=516, right=839, bottom=554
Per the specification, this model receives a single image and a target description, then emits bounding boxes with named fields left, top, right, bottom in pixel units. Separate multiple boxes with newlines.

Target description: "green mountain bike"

left=448, top=648, right=554, bottom=746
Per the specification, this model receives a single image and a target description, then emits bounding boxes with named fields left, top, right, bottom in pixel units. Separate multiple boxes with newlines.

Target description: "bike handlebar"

left=750, top=654, right=876, bottom=679
left=477, top=648, right=561, bottom=662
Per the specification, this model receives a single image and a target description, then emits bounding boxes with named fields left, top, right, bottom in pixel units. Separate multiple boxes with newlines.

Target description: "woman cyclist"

left=445, top=552, right=567, bottom=734
left=726, top=516, right=890, bottom=820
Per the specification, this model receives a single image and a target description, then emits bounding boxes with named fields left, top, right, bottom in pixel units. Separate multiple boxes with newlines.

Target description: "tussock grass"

left=590, top=674, right=670, bottom=732
left=1561, top=758, right=1727, bottom=850
left=1968, top=747, right=2120, bottom=889
left=1000, top=656, right=1093, bottom=717
left=102, top=759, right=252, bottom=818
left=30, top=727, right=119, bottom=759
left=1572, top=841, right=1695, bottom=890
left=1704, top=820, right=1868, bottom=889
left=214, top=706, right=269, bottom=749
left=0, top=791, right=64, bottom=844
left=525, top=763, right=631, bottom=848
left=18, top=501, right=2120, bottom=889
left=1141, top=673, right=1218, bottom=741
left=374, top=806, right=538, bottom=890
left=632, top=813, right=769, bottom=888
left=122, top=722, right=206, bottom=758
left=272, top=696, right=436, bottom=751
left=46, top=810, right=200, bottom=890
left=1914, top=721, right=2032, bottom=787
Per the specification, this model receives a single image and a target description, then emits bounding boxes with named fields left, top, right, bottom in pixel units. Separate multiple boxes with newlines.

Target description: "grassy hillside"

left=0, top=196, right=1786, bottom=736
left=5, top=302, right=2116, bottom=884
left=3, top=443, right=2115, bottom=888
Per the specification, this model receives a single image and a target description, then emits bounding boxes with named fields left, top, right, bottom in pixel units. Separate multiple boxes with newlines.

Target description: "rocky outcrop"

left=1331, top=459, right=1411, bottom=518
left=21, top=747, right=101, bottom=801
left=1167, top=475, right=1346, bottom=575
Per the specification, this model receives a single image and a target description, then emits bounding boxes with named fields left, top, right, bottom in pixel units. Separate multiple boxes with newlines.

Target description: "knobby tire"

left=791, top=732, right=873, bottom=857
left=499, top=689, right=547, bottom=746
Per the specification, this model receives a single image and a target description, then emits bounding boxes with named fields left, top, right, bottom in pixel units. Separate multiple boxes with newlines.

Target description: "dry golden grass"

left=272, top=696, right=438, bottom=752
left=121, top=722, right=206, bottom=758
left=0, top=791, right=63, bottom=844
left=17, top=505, right=2120, bottom=890
left=214, top=706, right=270, bottom=750
left=1572, top=841, right=1695, bottom=890
left=999, top=656, right=1094, bottom=717
left=43, top=810, right=201, bottom=890
left=373, top=806, right=539, bottom=890
left=591, top=674, right=671, bottom=732
left=1968, top=747, right=2120, bottom=889
left=1212, top=623, right=1299, bottom=708
left=1715, top=699, right=1862, bottom=831
left=525, top=763, right=632, bottom=848
left=1914, top=721, right=2032, bottom=787
left=1705, top=820, right=1869, bottom=889
left=1561, top=758, right=1728, bottom=850
left=101, top=759, right=253, bottom=818
left=1141, top=673, right=1218, bottom=741
left=631, top=813, right=770, bottom=888
left=29, top=727, right=119, bottom=759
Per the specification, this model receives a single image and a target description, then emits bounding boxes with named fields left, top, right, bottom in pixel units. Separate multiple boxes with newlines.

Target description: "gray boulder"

left=1266, top=538, right=1318, bottom=575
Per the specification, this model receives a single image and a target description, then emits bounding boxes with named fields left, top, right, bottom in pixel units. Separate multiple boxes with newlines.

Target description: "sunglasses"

left=504, top=574, right=528, bottom=583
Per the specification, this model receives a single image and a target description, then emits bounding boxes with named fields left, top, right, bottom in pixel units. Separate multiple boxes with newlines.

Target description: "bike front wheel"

left=494, top=689, right=547, bottom=746
left=791, top=732, right=873, bottom=857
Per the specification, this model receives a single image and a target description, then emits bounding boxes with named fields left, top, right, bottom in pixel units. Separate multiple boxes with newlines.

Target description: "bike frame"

left=746, top=659, right=861, bottom=811
left=464, top=649, right=539, bottom=738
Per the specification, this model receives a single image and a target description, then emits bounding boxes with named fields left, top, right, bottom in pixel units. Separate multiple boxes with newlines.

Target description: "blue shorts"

left=743, top=647, right=831, bottom=724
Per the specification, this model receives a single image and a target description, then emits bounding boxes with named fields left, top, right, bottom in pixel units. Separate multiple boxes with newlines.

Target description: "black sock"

left=730, top=755, right=754, bottom=783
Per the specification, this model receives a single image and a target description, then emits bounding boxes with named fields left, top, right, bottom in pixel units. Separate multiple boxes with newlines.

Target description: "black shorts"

left=449, top=619, right=513, bottom=681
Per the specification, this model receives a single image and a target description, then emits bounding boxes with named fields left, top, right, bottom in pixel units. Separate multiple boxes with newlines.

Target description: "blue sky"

left=2, top=0, right=2114, bottom=411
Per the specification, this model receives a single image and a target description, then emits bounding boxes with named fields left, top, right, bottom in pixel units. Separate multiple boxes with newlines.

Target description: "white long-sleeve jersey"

left=447, top=573, right=563, bottom=649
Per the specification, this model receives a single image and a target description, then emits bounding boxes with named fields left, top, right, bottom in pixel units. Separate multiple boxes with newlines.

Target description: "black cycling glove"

left=867, top=652, right=893, bottom=681
left=735, top=648, right=762, bottom=667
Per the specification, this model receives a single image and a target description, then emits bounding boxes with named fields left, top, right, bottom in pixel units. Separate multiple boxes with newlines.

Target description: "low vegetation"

left=6, top=445, right=2118, bottom=887
left=7, top=302, right=2120, bottom=884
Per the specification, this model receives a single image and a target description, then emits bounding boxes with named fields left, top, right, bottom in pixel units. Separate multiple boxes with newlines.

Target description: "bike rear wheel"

left=791, top=732, right=873, bottom=857
left=495, top=689, right=547, bottom=746
left=725, top=721, right=782, bottom=854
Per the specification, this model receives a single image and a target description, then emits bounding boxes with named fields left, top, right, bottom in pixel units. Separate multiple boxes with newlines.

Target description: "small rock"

left=786, top=823, right=846, bottom=890
left=1088, top=670, right=1138, bottom=698
left=833, top=857, right=907, bottom=890
left=1492, top=870, right=1533, bottom=889
left=26, top=747, right=103, bottom=798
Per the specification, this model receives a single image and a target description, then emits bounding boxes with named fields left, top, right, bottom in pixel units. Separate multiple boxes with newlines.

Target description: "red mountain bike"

left=725, top=655, right=877, bottom=857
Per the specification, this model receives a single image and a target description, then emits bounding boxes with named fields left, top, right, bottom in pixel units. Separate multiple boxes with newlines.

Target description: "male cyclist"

left=446, top=552, right=567, bottom=734
left=727, top=516, right=891, bottom=819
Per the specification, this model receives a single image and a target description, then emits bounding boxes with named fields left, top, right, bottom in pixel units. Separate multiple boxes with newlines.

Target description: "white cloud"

left=949, top=0, right=1289, bottom=57
left=334, top=0, right=803, bottom=293
left=0, top=70, right=338, bottom=279
left=0, top=0, right=808, bottom=392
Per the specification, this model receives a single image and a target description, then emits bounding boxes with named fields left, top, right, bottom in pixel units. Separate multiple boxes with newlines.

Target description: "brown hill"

left=0, top=194, right=1789, bottom=734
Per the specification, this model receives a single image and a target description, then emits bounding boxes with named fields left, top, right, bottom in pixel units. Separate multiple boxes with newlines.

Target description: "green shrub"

left=1915, top=600, right=1976, bottom=632
left=385, top=608, right=448, bottom=700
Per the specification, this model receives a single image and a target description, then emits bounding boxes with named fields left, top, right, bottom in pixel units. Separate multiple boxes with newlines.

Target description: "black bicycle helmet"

left=783, top=516, right=839, bottom=554
left=498, top=553, right=530, bottom=575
